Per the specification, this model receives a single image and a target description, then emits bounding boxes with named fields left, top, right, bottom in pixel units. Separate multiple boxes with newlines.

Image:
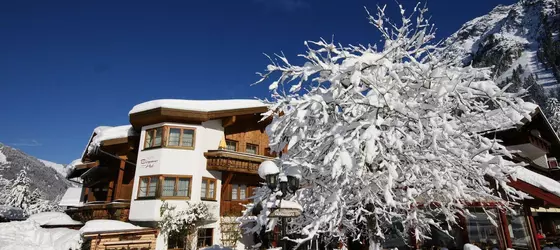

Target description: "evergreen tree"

left=546, top=97, right=560, bottom=135
left=0, top=169, right=56, bottom=215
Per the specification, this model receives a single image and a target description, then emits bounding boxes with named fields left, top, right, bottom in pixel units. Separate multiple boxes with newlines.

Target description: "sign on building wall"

left=139, top=157, right=159, bottom=169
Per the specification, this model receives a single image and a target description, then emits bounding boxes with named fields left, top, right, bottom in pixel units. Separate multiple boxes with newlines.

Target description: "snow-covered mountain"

left=38, top=159, right=69, bottom=177
left=0, top=143, right=72, bottom=202
left=441, top=0, right=560, bottom=101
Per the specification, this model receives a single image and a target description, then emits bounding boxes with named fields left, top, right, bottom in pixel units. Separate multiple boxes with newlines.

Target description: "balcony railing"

left=65, top=202, right=130, bottom=222
left=205, top=150, right=273, bottom=174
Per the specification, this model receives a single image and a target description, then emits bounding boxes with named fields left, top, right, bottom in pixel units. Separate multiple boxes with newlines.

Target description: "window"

left=197, top=228, right=213, bottom=248
left=508, top=209, right=532, bottom=249
left=161, top=176, right=191, bottom=198
left=167, top=231, right=186, bottom=250
left=226, top=140, right=237, bottom=151
left=137, top=175, right=191, bottom=199
left=138, top=176, right=158, bottom=198
left=143, top=126, right=196, bottom=150
left=246, top=143, right=258, bottom=154
left=166, top=127, right=195, bottom=149
left=465, top=208, right=502, bottom=249
left=231, top=184, right=248, bottom=200
left=144, top=127, right=163, bottom=149
left=201, top=177, right=216, bottom=200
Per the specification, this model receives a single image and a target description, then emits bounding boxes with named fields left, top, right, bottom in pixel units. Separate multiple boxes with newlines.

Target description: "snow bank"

left=129, top=99, right=267, bottom=115
left=0, top=149, right=7, bottom=164
left=0, top=220, right=81, bottom=250
left=80, top=219, right=144, bottom=233
left=59, top=187, right=84, bottom=207
left=513, top=167, right=560, bottom=197
left=87, top=125, right=137, bottom=154
left=38, top=159, right=67, bottom=177
left=28, top=212, right=82, bottom=226
left=463, top=244, right=481, bottom=250
left=0, top=205, right=25, bottom=221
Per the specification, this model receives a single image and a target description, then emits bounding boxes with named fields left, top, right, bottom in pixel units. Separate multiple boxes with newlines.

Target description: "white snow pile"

left=472, top=102, right=538, bottom=132
left=38, top=159, right=68, bottom=177
left=276, top=200, right=303, bottom=211
left=87, top=125, right=137, bottom=154
left=0, top=149, right=7, bottom=165
left=129, top=99, right=267, bottom=115
left=463, top=244, right=481, bottom=250
left=0, top=205, right=25, bottom=221
left=0, top=220, right=81, bottom=250
left=80, top=219, right=144, bottom=234
left=59, top=187, right=84, bottom=207
left=513, top=167, right=560, bottom=197
left=28, top=212, right=82, bottom=226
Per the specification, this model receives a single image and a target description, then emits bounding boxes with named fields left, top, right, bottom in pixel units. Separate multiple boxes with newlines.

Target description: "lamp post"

left=258, top=160, right=301, bottom=250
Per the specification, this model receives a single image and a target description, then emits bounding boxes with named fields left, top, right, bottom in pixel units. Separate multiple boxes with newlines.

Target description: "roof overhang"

left=129, top=106, right=269, bottom=130
left=67, top=161, right=99, bottom=179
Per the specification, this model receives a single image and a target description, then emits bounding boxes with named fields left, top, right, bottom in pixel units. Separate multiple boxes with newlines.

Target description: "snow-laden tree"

left=1, top=170, right=56, bottom=216
left=243, top=3, right=535, bottom=249
left=159, top=201, right=212, bottom=250
left=546, top=97, right=560, bottom=135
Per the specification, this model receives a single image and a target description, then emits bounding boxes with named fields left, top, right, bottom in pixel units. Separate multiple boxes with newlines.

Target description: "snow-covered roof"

left=472, top=102, right=538, bottom=132
left=0, top=220, right=81, bottom=250
left=513, top=167, right=560, bottom=197
left=0, top=205, right=26, bottom=221
left=59, top=187, right=84, bottom=207
left=129, top=99, right=267, bottom=115
left=87, top=125, right=137, bottom=155
left=27, top=212, right=82, bottom=226
left=80, top=219, right=144, bottom=234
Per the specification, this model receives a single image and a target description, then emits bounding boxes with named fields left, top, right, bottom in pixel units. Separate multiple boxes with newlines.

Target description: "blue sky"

left=0, top=0, right=516, bottom=164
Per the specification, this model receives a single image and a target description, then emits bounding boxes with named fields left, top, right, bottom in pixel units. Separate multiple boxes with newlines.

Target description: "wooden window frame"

left=196, top=228, right=214, bottom=248
left=137, top=175, right=159, bottom=199
left=165, top=126, right=196, bottom=150
left=160, top=175, right=192, bottom=200
left=231, top=184, right=249, bottom=201
left=225, top=139, right=238, bottom=151
left=136, top=175, right=192, bottom=200
left=144, top=127, right=163, bottom=150
left=201, top=177, right=217, bottom=201
left=245, top=143, right=259, bottom=155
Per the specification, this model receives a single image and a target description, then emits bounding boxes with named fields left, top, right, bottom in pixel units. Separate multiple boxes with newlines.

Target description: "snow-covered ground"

left=0, top=220, right=81, bottom=250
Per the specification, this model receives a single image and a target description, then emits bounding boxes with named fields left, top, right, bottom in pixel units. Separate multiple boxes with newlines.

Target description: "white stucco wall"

left=129, top=120, right=224, bottom=224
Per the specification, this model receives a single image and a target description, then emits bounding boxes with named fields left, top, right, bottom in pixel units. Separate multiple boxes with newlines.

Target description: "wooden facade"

left=83, top=229, right=158, bottom=250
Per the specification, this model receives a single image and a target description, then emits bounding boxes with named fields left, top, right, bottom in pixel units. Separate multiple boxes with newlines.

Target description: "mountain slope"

left=38, top=159, right=69, bottom=177
left=0, top=144, right=71, bottom=202
left=441, top=0, right=560, bottom=94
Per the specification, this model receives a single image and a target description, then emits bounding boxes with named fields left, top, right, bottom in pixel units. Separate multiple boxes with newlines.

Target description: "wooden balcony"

left=65, top=202, right=130, bottom=223
left=205, top=150, right=273, bottom=174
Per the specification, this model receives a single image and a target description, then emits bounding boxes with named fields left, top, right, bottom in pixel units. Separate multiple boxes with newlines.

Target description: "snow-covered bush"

left=244, top=3, right=533, bottom=249
left=159, top=201, right=212, bottom=248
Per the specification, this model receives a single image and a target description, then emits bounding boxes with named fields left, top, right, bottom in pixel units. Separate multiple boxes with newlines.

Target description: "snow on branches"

left=245, top=3, right=534, bottom=248
left=0, top=170, right=58, bottom=216
left=159, top=201, right=212, bottom=248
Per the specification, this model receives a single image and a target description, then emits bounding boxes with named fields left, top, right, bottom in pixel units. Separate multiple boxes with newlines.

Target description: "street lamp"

left=258, top=160, right=301, bottom=250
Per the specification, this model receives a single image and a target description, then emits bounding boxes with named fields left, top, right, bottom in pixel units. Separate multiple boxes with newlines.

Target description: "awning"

left=59, top=187, right=84, bottom=207
left=509, top=167, right=560, bottom=207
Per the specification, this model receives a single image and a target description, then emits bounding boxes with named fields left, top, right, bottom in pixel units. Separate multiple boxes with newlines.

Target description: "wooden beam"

left=524, top=203, right=541, bottom=250
left=114, top=157, right=126, bottom=200
left=499, top=209, right=512, bottom=249
left=222, top=116, right=237, bottom=128
left=221, top=172, right=234, bottom=200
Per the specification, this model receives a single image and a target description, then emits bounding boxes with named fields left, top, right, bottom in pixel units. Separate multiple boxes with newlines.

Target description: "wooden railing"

left=65, top=202, right=130, bottom=222
left=205, top=150, right=272, bottom=174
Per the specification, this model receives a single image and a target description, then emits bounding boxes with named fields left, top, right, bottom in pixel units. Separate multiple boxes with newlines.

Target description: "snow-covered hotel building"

left=63, top=99, right=560, bottom=250
left=64, top=99, right=274, bottom=250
